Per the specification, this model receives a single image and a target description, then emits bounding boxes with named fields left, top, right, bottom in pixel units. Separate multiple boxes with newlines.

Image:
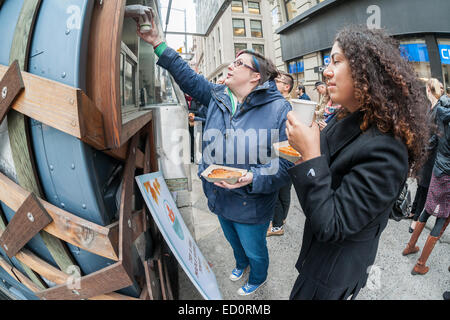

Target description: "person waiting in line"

left=267, top=72, right=295, bottom=237
left=136, top=10, right=293, bottom=296
left=285, top=25, right=428, bottom=300
left=274, top=72, right=294, bottom=101
left=188, top=98, right=208, bottom=163
left=408, top=78, right=443, bottom=233
left=296, top=84, right=311, bottom=100
left=402, top=91, right=450, bottom=275
left=313, top=81, right=329, bottom=119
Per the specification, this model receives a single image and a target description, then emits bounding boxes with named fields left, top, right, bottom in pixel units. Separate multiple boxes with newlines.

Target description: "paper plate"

left=201, top=165, right=248, bottom=185
left=273, top=141, right=302, bottom=163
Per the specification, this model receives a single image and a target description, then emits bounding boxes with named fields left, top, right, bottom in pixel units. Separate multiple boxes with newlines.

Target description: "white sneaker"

left=229, top=267, right=247, bottom=281
left=237, top=280, right=267, bottom=296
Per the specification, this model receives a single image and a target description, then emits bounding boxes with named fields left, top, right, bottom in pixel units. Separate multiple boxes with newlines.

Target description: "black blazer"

left=288, top=110, right=408, bottom=300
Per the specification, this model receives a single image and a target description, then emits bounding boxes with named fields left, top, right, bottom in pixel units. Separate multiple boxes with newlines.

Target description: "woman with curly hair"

left=285, top=25, right=429, bottom=300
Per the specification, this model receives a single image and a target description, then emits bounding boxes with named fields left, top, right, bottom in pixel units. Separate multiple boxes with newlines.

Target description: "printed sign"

left=400, top=43, right=429, bottom=63
left=439, top=44, right=450, bottom=65
left=136, top=172, right=222, bottom=300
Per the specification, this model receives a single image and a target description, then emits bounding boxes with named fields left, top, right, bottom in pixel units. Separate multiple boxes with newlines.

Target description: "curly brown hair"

left=334, top=25, right=429, bottom=176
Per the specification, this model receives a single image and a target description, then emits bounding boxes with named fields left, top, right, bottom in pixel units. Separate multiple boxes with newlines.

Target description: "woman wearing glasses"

left=137, top=12, right=292, bottom=296
left=285, top=26, right=429, bottom=299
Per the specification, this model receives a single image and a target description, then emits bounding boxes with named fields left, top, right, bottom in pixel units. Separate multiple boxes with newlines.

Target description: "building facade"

left=193, top=0, right=275, bottom=82
left=272, top=0, right=450, bottom=99
left=270, top=0, right=326, bottom=100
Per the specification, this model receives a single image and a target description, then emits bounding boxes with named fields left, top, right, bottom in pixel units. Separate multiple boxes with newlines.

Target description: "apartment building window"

left=248, top=1, right=261, bottom=14
left=399, top=39, right=431, bottom=82
left=232, top=18, right=246, bottom=37
left=252, top=44, right=264, bottom=55
left=234, top=43, right=247, bottom=56
left=272, top=7, right=280, bottom=29
left=288, top=59, right=305, bottom=96
left=250, top=20, right=263, bottom=38
left=231, top=0, right=244, bottom=13
left=284, top=0, right=297, bottom=21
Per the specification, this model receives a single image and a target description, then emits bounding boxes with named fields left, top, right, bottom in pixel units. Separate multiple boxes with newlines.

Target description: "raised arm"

left=136, top=8, right=214, bottom=107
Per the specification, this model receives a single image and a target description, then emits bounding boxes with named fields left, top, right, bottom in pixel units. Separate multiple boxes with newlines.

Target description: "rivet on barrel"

left=27, top=212, right=35, bottom=222
left=1, top=86, right=7, bottom=99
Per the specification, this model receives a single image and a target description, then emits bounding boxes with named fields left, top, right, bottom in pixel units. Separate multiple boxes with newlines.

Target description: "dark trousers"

left=412, top=185, right=429, bottom=221
left=189, top=125, right=194, bottom=163
left=272, top=183, right=292, bottom=228
left=418, top=209, right=448, bottom=237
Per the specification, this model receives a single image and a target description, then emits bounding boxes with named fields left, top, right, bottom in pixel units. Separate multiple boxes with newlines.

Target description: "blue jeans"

left=218, top=216, right=270, bottom=285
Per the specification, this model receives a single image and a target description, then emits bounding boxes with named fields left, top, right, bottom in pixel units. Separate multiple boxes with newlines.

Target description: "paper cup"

left=290, top=99, right=317, bottom=127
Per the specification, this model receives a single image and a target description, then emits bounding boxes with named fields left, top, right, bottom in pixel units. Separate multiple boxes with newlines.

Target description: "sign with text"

left=136, top=172, right=222, bottom=300
left=439, top=44, right=450, bottom=65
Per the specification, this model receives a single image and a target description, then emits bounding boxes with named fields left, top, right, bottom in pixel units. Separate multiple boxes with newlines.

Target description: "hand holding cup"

left=286, top=111, right=321, bottom=163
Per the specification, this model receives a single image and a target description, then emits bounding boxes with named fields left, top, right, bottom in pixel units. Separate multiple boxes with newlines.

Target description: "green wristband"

left=154, top=42, right=168, bottom=57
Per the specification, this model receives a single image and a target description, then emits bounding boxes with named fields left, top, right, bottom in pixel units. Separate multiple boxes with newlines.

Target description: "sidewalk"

left=178, top=165, right=450, bottom=300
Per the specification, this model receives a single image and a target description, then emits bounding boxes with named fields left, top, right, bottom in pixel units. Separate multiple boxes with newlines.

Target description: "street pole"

left=184, top=8, right=188, bottom=54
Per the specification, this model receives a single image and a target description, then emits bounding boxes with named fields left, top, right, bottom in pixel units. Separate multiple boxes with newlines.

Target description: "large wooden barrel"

left=0, top=0, right=181, bottom=300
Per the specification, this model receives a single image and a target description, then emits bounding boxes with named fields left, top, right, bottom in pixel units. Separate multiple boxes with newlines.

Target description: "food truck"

left=0, top=0, right=197, bottom=300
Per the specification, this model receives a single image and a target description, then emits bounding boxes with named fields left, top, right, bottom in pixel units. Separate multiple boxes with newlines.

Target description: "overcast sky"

left=160, top=0, right=197, bottom=52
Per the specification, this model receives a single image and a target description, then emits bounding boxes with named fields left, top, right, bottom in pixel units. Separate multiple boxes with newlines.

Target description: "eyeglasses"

left=275, top=78, right=288, bottom=85
left=231, top=59, right=258, bottom=72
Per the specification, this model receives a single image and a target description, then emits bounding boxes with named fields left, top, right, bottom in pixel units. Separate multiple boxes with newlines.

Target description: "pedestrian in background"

left=275, top=72, right=294, bottom=101
left=267, top=71, right=295, bottom=237
left=314, top=81, right=329, bottom=120
left=408, top=78, right=443, bottom=233
left=136, top=12, right=293, bottom=296
left=285, top=25, right=428, bottom=300
left=296, top=84, right=311, bottom=100
left=402, top=93, right=450, bottom=276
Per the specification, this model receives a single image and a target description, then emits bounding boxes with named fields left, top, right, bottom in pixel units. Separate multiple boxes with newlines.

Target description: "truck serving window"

left=120, top=0, right=179, bottom=124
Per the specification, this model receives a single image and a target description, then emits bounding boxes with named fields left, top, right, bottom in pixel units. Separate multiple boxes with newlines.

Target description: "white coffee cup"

left=139, top=14, right=152, bottom=33
left=290, top=99, right=317, bottom=127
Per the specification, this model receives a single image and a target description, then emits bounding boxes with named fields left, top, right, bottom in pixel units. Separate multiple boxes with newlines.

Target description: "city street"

left=178, top=165, right=450, bottom=300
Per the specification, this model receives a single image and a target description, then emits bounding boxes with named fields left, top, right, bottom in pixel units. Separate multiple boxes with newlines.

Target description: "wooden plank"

left=15, top=249, right=137, bottom=300
left=0, top=208, right=47, bottom=290
left=77, top=90, right=106, bottom=150
left=107, top=209, right=147, bottom=254
left=0, top=256, right=41, bottom=293
left=9, top=0, right=42, bottom=70
left=118, top=133, right=139, bottom=277
left=86, top=0, right=125, bottom=148
left=15, top=249, right=68, bottom=285
left=0, top=172, right=119, bottom=261
left=121, top=110, right=153, bottom=147
left=0, top=61, right=24, bottom=125
left=0, top=65, right=106, bottom=149
left=103, top=142, right=145, bottom=169
left=0, top=193, right=52, bottom=258
left=35, top=262, right=133, bottom=300
left=143, top=259, right=162, bottom=300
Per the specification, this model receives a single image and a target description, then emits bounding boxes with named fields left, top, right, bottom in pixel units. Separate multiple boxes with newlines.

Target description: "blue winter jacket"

left=157, top=47, right=293, bottom=224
